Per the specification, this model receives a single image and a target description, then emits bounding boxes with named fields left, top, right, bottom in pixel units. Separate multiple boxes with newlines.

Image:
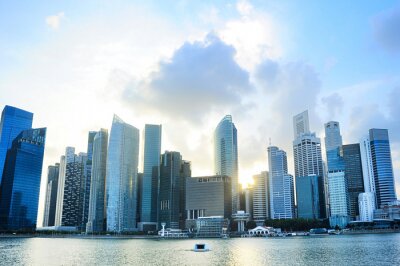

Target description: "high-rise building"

left=185, top=175, right=232, bottom=223
left=43, top=163, right=60, bottom=227
left=136, top=173, right=143, bottom=225
left=106, top=115, right=139, bottom=232
left=358, top=192, right=375, bottom=222
left=158, top=151, right=191, bottom=229
left=0, top=106, right=33, bottom=184
left=341, top=144, right=364, bottom=220
left=369, top=129, right=397, bottom=207
left=81, top=131, right=97, bottom=231
left=140, top=124, right=162, bottom=231
left=324, top=121, right=348, bottom=227
left=54, top=147, right=87, bottom=229
left=293, top=111, right=325, bottom=219
left=268, top=146, right=295, bottom=219
left=360, top=137, right=376, bottom=194
left=252, top=171, right=269, bottom=225
left=214, top=115, right=239, bottom=214
left=86, top=129, right=108, bottom=233
left=0, top=128, right=46, bottom=230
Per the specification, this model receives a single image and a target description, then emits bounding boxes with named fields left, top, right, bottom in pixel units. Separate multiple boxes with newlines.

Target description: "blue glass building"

left=0, top=128, right=46, bottom=230
left=369, top=129, right=397, bottom=207
left=214, top=115, right=239, bottom=214
left=0, top=106, right=33, bottom=184
left=140, top=124, right=161, bottom=231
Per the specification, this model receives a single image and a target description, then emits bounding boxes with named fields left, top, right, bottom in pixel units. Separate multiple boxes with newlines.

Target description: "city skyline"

left=0, top=1, right=400, bottom=227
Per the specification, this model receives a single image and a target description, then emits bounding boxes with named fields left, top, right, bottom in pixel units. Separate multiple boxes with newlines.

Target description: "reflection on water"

left=0, top=234, right=399, bottom=265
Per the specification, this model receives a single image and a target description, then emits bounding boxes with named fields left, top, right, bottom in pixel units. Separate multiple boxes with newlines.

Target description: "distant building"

left=158, top=151, right=191, bottom=230
left=328, top=171, right=349, bottom=228
left=54, top=147, right=87, bottom=229
left=268, top=146, right=295, bottom=219
left=194, top=216, right=229, bottom=238
left=185, top=175, right=232, bottom=228
left=373, top=201, right=400, bottom=220
left=369, top=129, right=397, bottom=207
left=358, top=192, right=375, bottom=222
left=140, top=124, right=162, bottom=231
left=106, top=115, right=139, bottom=232
left=293, top=111, right=325, bottom=219
left=214, top=115, right=239, bottom=213
left=0, top=128, right=46, bottom=230
left=0, top=105, right=33, bottom=184
left=252, top=172, right=269, bottom=224
left=43, top=163, right=60, bottom=227
left=86, top=129, right=108, bottom=233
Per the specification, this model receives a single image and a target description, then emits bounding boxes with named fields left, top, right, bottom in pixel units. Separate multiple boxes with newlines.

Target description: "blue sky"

left=1, top=0, right=400, bottom=224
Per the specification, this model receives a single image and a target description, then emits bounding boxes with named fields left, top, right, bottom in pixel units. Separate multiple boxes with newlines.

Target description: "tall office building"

left=86, top=129, right=108, bottom=233
left=55, top=147, right=87, bottom=229
left=358, top=192, right=375, bottom=222
left=360, top=137, right=376, bottom=194
left=140, top=124, right=162, bottom=231
left=369, top=129, right=397, bottom=207
left=43, top=163, right=60, bottom=227
left=268, top=146, right=295, bottom=219
left=293, top=111, right=325, bottom=219
left=252, top=171, right=269, bottom=225
left=324, top=121, right=348, bottom=227
left=81, top=131, right=97, bottom=230
left=214, top=115, right=239, bottom=214
left=0, top=128, right=46, bottom=230
left=158, top=151, right=191, bottom=229
left=342, top=144, right=364, bottom=220
left=0, top=106, right=33, bottom=184
left=106, top=115, right=139, bottom=232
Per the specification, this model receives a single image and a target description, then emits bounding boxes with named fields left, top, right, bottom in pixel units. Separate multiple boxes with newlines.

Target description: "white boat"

left=193, top=243, right=210, bottom=252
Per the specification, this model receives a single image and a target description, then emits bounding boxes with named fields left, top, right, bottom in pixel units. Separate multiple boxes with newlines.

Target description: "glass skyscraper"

left=43, top=163, right=60, bottom=227
left=369, top=129, right=397, bottom=207
left=293, top=111, right=325, bottom=219
left=140, top=124, right=161, bottom=231
left=106, top=115, right=139, bottom=232
left=0, top=106, right=33, bottom=184
left=86, top=129, right=108, bottom=233
left=252, top=171, right=269, bottom=224
left=214, top=115, right=239, bottom=214
left=268, top=146, right=294, bottom=219
left=0, top=128, right=46, bottom=230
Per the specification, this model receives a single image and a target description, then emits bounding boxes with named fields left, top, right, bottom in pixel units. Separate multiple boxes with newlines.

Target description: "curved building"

left=214, top=115, right=239, bottom=213
left=106, top=115, right=139, bottom=232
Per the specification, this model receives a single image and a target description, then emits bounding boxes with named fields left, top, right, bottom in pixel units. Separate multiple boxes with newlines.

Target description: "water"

left=1, top=234, right=399, bottom=265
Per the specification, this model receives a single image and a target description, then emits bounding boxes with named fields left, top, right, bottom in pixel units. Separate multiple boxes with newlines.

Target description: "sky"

left=1, top=0, right=400, bottom=226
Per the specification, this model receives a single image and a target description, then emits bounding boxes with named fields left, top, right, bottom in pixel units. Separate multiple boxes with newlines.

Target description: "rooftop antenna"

left=269, top=137, right=271, bottom=146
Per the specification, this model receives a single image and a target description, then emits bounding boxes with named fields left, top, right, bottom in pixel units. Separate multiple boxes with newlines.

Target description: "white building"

left=328, top=171, right=349, bottom=227
left=358, top=192, right=376, bottom=222
left=252, top=171, right=269, bottom=225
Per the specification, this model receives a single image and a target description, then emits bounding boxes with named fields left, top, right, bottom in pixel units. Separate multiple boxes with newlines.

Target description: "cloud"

left=371, top=5, right=400, bottom=53
left=321, top=92, right=344, bottom=120
left=45, top=12, right=65, bottom=30
left=123, top=33, right=253, bottom=122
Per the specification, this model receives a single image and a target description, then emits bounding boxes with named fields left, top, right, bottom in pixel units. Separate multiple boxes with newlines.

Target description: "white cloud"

left=45, top=12, right=65, bottom=30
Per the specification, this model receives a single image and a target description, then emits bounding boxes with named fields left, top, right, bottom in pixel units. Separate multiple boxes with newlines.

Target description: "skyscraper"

left=0, top=106, right=33, bottom=184
left=43, top=163, right=60, bottom=227
left=54, top=147, right=87, bottom=229
left=252, top=171, right=269, bottom=225
left=268, top=146, right=294, bottom=219
left=324, top=121, right=348, bottom=227
left=158, top=151, right=191, bottom=229
left=342, top=144, right=364, bottom=220
left=86, top=129, right=108, bottom=233
left=214, top=115, right=239, bottom=214
left=81, top=131, right=97, bottom=231
left=293, top=111, right=325, bottom=219
left=0, top=128, right=46, bottom=230
left=106, top=115, right=139, bottom=232
left=369, top=129, right=397, bottom=207
left=140, top=124, right=162, bottom=231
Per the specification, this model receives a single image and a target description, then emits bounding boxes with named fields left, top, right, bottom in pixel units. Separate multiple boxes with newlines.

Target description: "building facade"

left=140, top=124, right=162, bottom=231
left=0, top=105, right=33, bottom=184
left=328, top=171, right=349, bottom=228
left=106, top=115, right=139, bottom=232
left=252, top=172, right=269, bottom=224
left=358, top=192, right=375, bottom=222
left=86, top=129, right=108, bottom=233
left=214, top=115, right=239, bottom=214
left=43, top=163, right=60, bottom=227
left=0, top=128, right=46, bottom=230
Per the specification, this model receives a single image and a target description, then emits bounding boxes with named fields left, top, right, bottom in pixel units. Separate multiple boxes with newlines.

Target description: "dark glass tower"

left=43, top=163, right=60, bottom=227
left=0, top=128, right=46, bottom=231
left=369, top=129, right=397, bottom=207
left=0, top=106, right=33, bottom=184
